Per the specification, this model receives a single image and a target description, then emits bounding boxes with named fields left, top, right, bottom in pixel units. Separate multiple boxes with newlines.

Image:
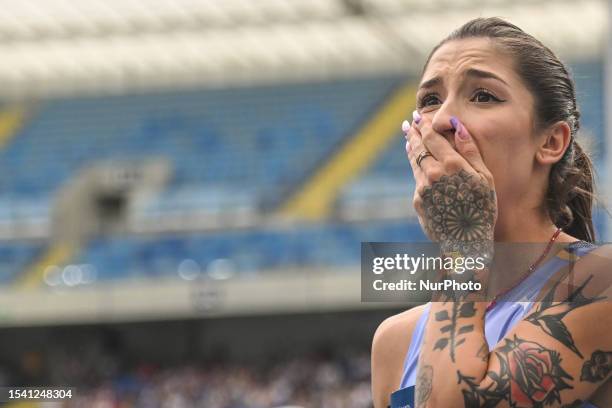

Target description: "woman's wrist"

left=434, top=239, right=493, bottom=303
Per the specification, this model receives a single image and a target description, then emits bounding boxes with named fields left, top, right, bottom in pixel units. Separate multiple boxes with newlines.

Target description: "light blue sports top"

left=390, top=241, right=599, bottom=408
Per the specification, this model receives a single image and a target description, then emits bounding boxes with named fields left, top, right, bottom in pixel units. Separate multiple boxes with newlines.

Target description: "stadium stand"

left=0, top=76, right=401, bottom=222
left=0, top=60, right=606, bottom=286
left=70, top=220, right=426, bottom=282
left=0, top=240, right=44, bottom=284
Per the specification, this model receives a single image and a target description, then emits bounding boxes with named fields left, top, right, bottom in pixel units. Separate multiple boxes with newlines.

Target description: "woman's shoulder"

left=534, top=240, right=612, bottom=305
left=569, top=241, right=612, bottom=296
left=373, top=304, right=428, bottom=345
left=560, top=241, right=611, bottom=282
left=371, top=304, right=428, bottom=408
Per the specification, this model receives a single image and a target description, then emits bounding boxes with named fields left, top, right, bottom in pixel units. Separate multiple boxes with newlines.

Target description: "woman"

left=371, top=17, right=611, bottom=408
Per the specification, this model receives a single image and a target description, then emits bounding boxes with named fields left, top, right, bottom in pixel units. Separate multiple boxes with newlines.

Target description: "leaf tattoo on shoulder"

left=580, top=350, right=612, bottom=383
left=526, top=275, right=605, bottom=358
left=458, top=335, right=574, bottom=407
left=433, top=302, right=476, bottom=362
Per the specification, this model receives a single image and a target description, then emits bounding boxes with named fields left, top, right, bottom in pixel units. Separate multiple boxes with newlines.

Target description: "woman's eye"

left=471, top=89, right=501, bottom=103
left=418, top=89, right=502, bottom=108
left=418, top=94, right=440, bottom=107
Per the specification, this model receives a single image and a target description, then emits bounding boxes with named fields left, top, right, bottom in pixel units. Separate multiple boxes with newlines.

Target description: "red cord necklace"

left=485, top=227, right=562, bottom=313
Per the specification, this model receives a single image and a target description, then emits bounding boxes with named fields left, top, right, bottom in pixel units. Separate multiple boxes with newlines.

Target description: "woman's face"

left=416, top=37, right=542, bottom=211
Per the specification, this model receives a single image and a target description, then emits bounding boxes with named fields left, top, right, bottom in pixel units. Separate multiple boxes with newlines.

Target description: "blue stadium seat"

left=0, top=77, right=401, bottom=216
left=70, top=220, right=427, bottom=281
left=0, top=240, right=44, bottom=284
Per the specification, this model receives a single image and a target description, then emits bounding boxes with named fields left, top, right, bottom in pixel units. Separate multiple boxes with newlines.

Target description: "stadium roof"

left=0, top=0, right=605, bottom=99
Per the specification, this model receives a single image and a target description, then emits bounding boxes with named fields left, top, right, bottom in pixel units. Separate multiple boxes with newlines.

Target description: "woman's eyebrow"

left=463, top=68, right=509, bottom=86
left=418, top=68, right=509, bottom=91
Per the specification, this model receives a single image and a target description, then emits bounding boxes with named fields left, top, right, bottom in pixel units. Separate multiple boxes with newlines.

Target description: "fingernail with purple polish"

left=402, top=119, right=410, bottom=133
left=451, top=116, right=467, bottom=139
left=413, top=110, right=421, bottom=124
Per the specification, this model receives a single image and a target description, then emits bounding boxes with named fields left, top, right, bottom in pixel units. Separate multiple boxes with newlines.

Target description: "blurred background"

left=0, top=0, right=608, bottom=407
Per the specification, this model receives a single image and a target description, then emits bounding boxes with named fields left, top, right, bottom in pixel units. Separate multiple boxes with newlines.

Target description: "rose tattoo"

left=458, top=335, right=573, bottom=408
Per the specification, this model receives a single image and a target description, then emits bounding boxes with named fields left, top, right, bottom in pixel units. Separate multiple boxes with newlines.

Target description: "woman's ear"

left=535, top=121, right=572, bottom=165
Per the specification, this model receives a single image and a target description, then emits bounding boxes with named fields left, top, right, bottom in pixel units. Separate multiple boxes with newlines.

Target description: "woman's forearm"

left=416, top=292, right=490, bottom=407
left=404, top=111, right=499, bottom=406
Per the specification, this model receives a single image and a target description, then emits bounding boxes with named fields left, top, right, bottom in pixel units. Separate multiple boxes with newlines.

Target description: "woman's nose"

left=431, top=111, right=459, bottom=146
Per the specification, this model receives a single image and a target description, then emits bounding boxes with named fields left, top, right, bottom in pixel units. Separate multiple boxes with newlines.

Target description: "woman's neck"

left=494, top=205, right=558, bottom=242
left=486, top=205, right=575, bottom=300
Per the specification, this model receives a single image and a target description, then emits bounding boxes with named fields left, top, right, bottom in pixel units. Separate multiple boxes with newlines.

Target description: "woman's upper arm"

left=473, top=244, right=612, bottom=407
left=371, top=305, right=425, bottom=408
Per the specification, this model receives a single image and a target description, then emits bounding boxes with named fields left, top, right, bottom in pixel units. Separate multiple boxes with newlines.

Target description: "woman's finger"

left=409, top=117, right=447, bottom=184
left=415, top=118, right=476, bottom=181
left=404, top=118, right=429, bottom=186
left=451, top=117, right=495, bottom=186
left=404, top=117, right=429, bottom=227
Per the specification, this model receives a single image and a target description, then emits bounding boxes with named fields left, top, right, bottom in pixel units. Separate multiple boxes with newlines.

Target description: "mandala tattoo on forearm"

left=458, top=334, right=573, bottom=408
left=420, top=169, right=496, bottom=258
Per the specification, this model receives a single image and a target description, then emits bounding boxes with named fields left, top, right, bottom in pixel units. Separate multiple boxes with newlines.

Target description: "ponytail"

left=547, top=140, right=596, bottom=242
